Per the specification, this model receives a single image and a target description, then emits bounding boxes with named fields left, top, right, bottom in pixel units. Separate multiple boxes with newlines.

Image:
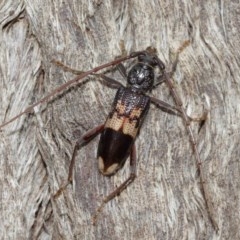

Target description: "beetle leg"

left=116, top=63, right=127, bottom=78
left=92, top=143, right=137, bottom=225
left=151, top=96, right=208, bottom=122
left=52, top=59, right=124, bottom=89
left=155, top=54, right=218, bottom=231
left=150, top=96, right=182, bottom=116
left=153, top=52, right=179, bottom=87
left=95, top=73, right=124, bottom=88
left=153, top=75, right=167, bottom=87
left=54, top=124, right=104, bottom=198
left=153, top=52, right=208, bottom=121
left=94, top=63, right=128, bottom=88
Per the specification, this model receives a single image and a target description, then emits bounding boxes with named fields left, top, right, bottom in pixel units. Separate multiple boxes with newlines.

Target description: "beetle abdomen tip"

left=98, top=156, right=120, bottom=175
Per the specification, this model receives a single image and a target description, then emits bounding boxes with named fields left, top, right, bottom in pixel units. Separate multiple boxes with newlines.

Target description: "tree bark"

left=0, top=1, right=239, bottom=239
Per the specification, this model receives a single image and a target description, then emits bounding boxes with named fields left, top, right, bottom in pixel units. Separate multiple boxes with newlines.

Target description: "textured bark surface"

left=0, top=1, right=239, bottom=239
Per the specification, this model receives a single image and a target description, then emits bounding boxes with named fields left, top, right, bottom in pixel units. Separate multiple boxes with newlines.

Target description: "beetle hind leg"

left=92, top=143, right=137, bottom=225
left=54, top=124, right=104, bottom=198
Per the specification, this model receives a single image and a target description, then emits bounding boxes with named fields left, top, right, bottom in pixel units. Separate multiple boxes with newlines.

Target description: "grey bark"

left=0, top=0, right=239, bottom=239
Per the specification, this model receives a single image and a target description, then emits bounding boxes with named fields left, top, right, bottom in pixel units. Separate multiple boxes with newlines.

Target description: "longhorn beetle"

left=0, top=46, right=218, bottom=230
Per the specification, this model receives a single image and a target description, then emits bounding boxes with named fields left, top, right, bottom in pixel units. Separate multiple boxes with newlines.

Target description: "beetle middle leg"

left=92, top=143, right=137, bottom=225
left=54, top=124, right=104, bottom=198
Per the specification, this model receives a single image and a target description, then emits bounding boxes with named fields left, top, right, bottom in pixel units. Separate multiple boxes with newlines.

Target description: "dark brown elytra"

left=0, top=45, right=218, bottom=230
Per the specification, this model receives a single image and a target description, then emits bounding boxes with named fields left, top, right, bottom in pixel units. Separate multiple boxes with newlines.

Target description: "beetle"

left=0, top=47, right=218, bottom=229
left=53, top=49, right=184, bottom=221
left=98, top=52, right=166, bottom=176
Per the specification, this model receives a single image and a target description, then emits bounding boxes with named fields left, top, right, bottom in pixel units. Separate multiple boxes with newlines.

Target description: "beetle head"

left=127, top=52, right=164, bottom=92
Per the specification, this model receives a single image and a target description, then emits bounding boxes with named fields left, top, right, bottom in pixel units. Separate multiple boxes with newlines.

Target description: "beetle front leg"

left=92, top=143, right=137, bottom=225
left=52, top=59, right=124, bottom=89
left=54, top=124, right=104, bottom=198
left=95, top=62, right=128, bottom=88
